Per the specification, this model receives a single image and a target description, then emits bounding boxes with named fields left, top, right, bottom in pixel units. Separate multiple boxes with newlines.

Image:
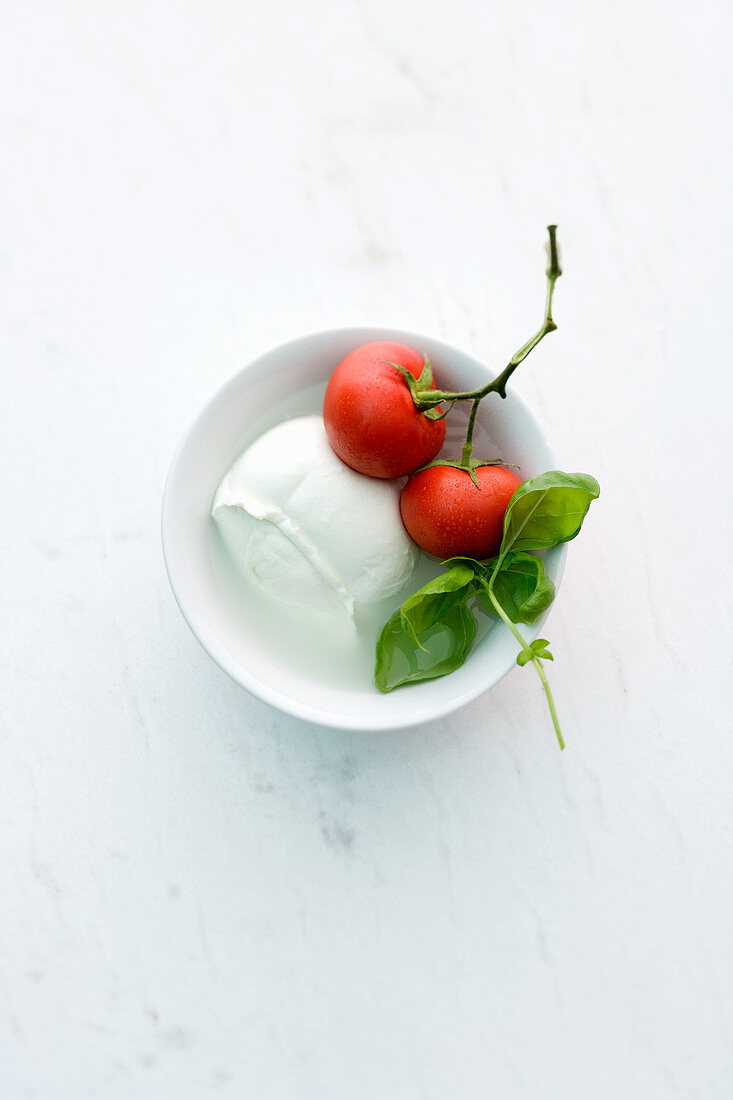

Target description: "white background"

left=2, top=2, right=732, bottom=1097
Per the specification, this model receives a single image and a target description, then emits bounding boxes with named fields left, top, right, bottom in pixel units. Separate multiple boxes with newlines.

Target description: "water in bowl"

left=207, top=383, right=501, bottom=692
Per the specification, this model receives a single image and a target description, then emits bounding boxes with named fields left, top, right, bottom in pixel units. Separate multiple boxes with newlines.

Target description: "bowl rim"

left=161, top=323, right=566, bottom=730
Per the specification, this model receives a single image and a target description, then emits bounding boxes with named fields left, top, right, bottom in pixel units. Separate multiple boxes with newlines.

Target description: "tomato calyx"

left=386, top=355, right=451, bottom=422
left=415, top=456, right=508, bottom=488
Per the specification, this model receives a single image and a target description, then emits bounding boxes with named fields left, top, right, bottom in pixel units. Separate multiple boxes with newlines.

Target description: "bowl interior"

left=162, top=326, right=564, bottom=730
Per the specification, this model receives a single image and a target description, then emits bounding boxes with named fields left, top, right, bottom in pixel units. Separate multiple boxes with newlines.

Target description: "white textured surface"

left=1, top=2, right=732, bottom=1098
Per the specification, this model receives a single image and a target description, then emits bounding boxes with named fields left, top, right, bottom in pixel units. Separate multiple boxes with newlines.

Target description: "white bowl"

left=162, top=326, right=565, bottom=730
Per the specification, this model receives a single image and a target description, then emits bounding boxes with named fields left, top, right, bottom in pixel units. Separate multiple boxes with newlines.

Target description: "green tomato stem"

left=481, top=577, right=565, bottom=751
left=460, top=399, right=481, bottom=466
left=415, top=225, right=562, bottom=411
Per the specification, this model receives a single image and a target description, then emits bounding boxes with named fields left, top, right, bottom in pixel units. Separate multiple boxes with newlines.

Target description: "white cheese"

left=212, top=416, right=416, bottom=620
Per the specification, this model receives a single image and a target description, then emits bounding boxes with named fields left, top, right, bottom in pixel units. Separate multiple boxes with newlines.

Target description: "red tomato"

left=400, top=464, right=522, bottom=559
left=323, top=342, right=446, bottom=479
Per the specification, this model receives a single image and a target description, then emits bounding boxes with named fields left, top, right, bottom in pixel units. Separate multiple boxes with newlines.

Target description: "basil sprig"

left=375, top=471, right=600, bottom=748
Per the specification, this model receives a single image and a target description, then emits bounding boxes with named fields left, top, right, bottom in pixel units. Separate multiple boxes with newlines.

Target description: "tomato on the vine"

left=399, top=463, right=522, bottom=560
left=323, top=342, right=446, bottom=479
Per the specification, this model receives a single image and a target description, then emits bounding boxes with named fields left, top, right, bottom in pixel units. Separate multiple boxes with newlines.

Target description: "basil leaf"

left=375, top=602, right=477, bottom=693
left=499, top=471, right=600, bottom=558
left=517, top=638, right=553, bottom=666
left=531, top=638, right=553, bottom=661
left=479, top=550, right=555, bottom=625
left=400, top=562, right=477, bottom=644
left=441, top=556, right=489, bottom=576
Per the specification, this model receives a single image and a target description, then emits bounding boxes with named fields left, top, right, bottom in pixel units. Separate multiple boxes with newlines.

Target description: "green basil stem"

left=416, top=225, right=562, bottom=412
left=460, top=398, right=481, bottom=466
left=480, top=577, right=565, bottom=751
